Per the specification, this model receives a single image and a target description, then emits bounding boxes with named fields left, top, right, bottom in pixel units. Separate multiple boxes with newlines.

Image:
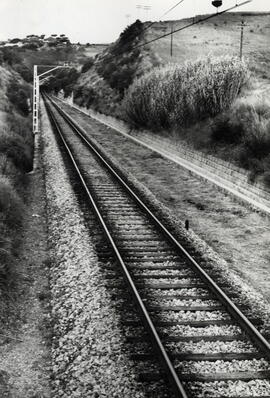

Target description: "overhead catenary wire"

left=141, top=0, right=185, bottom=34
left=135, top=0, right=252, bottom=50
left=98, top=0, right=252, bottom=64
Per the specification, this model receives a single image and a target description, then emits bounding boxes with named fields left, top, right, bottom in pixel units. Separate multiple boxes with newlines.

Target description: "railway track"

left=43, top=93, right=270, bottom=398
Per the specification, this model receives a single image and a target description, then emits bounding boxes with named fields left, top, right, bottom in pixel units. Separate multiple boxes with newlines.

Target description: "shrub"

left=211, top=113, right=244, bottom=144
left=42, top=68, right=79, bottom=97
left=7, top=82, right=30, bottom=116
left=123, top=56, right=248, bottom=130
left=81, top=57, right=94, bottom=73
left=96, top=20, right=144, bottom=95
left=211, top=98, right=270, bottom=179
left=0, top=130, right=33, bottom=172
left=13, top=64, right=32, bottom=82
left=0, top=176, right=24, bottom=231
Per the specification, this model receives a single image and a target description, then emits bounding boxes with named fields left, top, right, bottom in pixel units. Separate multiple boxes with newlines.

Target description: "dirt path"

left=0, top=134, right=51, bottom=397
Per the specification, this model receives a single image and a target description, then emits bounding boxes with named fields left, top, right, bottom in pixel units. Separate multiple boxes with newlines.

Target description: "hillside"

left=0, top=62, right=33, bottom=281
left=65, top=12, right=269, bottom=116
left=148, top=12, right=270, bottom=82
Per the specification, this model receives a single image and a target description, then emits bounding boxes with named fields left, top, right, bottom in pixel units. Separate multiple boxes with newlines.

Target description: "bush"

left=211, top=113, right=244, bottom=144
left=0, top=176, right=24, bottom=231
left=211, top=98, right=270, bottom=179
left=7, top=82, right=30, bottom=116
left=81, top=57, right=94, bottom=73
left=96, top=20, right=144, bottom=95
left=0, top=130, right=33, bottom=172
left=13, top=64, right=32, bottom=82
left=42, top=68, right=79, bottom=97
left=123, top=56, right=248, bottom=130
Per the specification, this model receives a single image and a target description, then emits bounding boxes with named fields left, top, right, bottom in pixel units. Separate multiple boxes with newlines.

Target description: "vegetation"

left=123, top=56, right=248, bottom=130
left=81, top=57, right=94, bottom=73
left=7, top=81, right=31, bottom=116
left=95, top=20, right=144, bottom=95
left=0, top=66, right=32, bottom=281
left=211, top=99, right=270, bottom=183
left=42, top=67, right=80, bottom=97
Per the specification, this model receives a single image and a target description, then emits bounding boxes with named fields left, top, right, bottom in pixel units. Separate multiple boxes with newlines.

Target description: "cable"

left=97, top=0, right=252, bottom=64
left=162, top=0, right=185, bottom=18
left=142, top=0, right=185, bottom=33
left=135, top=0, right=252, bottom=50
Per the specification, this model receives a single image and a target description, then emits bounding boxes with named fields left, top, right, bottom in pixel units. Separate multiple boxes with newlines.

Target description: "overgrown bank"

left=0, top=65, right=33, bottom=282
left=41, top=16, right=270, bottom=186
left=122, top=55, right=270, bottom=185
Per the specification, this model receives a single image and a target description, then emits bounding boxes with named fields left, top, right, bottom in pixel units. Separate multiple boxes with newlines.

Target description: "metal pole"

left=33, top=65, right=39, bottom=133
left=170, top=23, right=174, bottom=57
left=240, top=20, right=244, bottom=60
left=32, top=64, right=71, bottom=134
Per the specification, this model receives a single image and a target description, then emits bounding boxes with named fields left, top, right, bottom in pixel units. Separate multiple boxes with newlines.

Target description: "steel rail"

left=43, top=93, right=188, bottom=398
left=46, top=94, right=270, bottom=361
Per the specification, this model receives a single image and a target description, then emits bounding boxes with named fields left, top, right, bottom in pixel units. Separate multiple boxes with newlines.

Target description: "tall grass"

left=123, top=56, right=248, bottom=130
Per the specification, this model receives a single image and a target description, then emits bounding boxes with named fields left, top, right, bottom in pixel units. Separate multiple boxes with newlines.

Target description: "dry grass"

left=123, top=56, right=248, bottom=129
left=149, top=12, right=270, bottom=82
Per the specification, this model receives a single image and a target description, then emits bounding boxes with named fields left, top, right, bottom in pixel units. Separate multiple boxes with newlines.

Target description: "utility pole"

left=240, top=20, right=245, bottom=60
left=170, top=23, right=174, bottom=57
left=143, top=5, right=151, bottom=20
left=125, top=14, right=131, bottom=25
left=136, top=5, right=142, bottom=19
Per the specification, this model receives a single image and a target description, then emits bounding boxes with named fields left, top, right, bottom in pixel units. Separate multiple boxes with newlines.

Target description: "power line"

left=97, top=0, right=252, bottom=64
left=135, top=0, right=252, bottom=50
left=162, top=0, right=185, bottom=18
left=142, top=0, right=185, bottom=34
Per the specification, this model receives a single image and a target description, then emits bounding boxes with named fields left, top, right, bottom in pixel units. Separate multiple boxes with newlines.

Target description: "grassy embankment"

left=0, top=62, right=32, bottom=284
left=136, top=12, right=270, bottom=184
left=43, top=13, right=270, bottom=184
left=0, top=35, right=94, bottom=284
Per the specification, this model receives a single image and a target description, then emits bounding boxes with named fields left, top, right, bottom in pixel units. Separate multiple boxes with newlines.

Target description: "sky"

left=0, top=0, right=269, bottom=43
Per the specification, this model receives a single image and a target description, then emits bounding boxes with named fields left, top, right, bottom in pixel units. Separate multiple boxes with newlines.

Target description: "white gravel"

left=158, top=325, right=242, bottom=336
left=175, top=359, right=270, bottom=373
left=150, top=299, right=219, bottom=307
left=40, top=101, right=168, bottom=397
left=187, top=379, right=270, bottom=397
left=166, top=340, right=257, bottom=354
left=144, top=277, right=200, bottom=285
left=133, top=269, right=193, bottom=276
left=152, top=310, right=229, bottom=322
left=147, top=288, right=210, bottom=297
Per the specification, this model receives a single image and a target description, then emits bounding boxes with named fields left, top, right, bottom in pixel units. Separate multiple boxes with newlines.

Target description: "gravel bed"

left=133, top=269, right=193, bottom=276
left=146, top=288, right=210, bottom=297
left=152, top=310, right=230, bottom=322
left=150, top=299, right=219, bottom=307
left=158, top=325, right=242, bottom=336
left=166, top=340, right=257, bottom=354
left=143, top=277, right=200, bottom=285
left=41, top=101, right=169, bottom=397
left=131, top=340, right=256, bottom=354
left=175, top=359, right=270, bottom=373
left=186, top=379, right=270, bottom=397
